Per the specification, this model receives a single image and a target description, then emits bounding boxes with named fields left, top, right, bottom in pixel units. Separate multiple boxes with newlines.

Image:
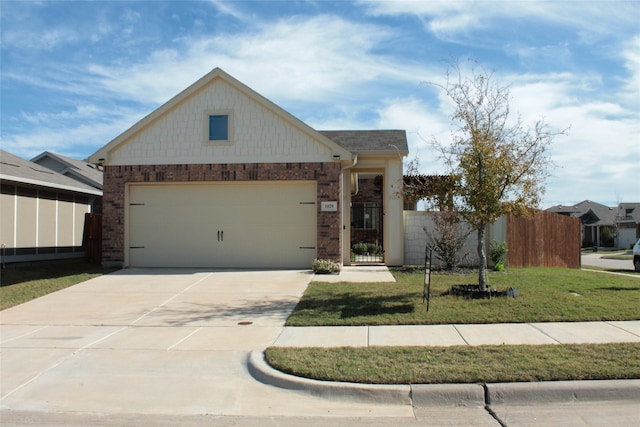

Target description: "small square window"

left=209, top=114, right=229, bottom=141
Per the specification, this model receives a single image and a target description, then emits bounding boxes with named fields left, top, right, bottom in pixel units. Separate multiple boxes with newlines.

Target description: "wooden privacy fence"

left=83, top=213, right=102, bottom=264
left=506, top=209, right=580, bottom=268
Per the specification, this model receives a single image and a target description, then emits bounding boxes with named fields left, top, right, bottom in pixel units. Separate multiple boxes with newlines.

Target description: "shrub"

left=312, top=259, right=341, bottom=274
left=489, top=240, right=508, bottom=270
left=424, top=208, right=472, bottom=271
left=367, top=243, right=383, bottom=255
left=600, top=226, right=615, bottom=247
left=352, top=242, right=383, bottom=255
left=351, top=242, right=369, bottom=255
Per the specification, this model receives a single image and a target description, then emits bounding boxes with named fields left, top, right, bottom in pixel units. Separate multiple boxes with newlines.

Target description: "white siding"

left=110, top=79, right=334, bottom=165
left=403, top=211, right=506, bottom=267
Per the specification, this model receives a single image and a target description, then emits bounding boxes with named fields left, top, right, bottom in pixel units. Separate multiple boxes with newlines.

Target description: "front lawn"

left=286, top=267, right=640, bottom=326
left=0, top=261, right=113, bottom=310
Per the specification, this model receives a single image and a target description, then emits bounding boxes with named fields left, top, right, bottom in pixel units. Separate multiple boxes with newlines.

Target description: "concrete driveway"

left=0, top=269, right=417, bottom=419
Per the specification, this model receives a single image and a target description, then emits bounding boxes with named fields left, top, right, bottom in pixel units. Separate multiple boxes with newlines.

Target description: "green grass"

left=275, top=267, right=640, bottom=384
left=287, top=267, right=640, bottom=326
left=0, top=261, right=113, bottom=310
left=265, top=343, right=640, bottom=384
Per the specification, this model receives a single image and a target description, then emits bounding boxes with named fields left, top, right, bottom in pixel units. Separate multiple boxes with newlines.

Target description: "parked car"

left=633, top=238, right=640, bottom=272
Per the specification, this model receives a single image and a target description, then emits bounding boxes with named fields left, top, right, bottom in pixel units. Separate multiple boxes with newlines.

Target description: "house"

left=0, top=150, right=102, bottom=264
left=31, top=151, right=104, bottom=191
left=615, top=203, right=640, bottom=249
left=546, top=200, right=616, bottom=247
left=88, top=68, right=408, bottom=269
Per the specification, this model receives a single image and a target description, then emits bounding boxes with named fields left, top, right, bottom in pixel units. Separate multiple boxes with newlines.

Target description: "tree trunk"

left=477, top=224, right=488, bottom=291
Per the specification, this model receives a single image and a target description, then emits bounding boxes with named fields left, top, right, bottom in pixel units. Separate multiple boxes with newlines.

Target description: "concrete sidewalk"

left=273, top=321, right=640, bottom=347
left=312, top=265, right=396, bottom=282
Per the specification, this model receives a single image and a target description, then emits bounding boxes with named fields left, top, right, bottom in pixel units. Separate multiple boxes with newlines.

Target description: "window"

left=209, top=114, right=228, bottom=141
left=352, top=203, right=380, bottom=230
left=204, top=110, right=233, bottom=144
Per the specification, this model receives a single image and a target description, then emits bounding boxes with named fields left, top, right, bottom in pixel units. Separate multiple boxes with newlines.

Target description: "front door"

left=350, top=203, right=384, bottom=263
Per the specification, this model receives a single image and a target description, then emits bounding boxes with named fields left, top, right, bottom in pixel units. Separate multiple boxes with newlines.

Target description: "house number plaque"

left=321, top=201, right=338, bottom=212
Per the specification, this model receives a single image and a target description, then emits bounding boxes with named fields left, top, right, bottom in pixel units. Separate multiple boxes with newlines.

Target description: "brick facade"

left=102, top=162, right=342, bottom=266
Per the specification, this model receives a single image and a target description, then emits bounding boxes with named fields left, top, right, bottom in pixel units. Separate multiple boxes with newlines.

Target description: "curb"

left=249, top=351, right=640, bottom=407
left=411, top=383, right=485, bottom=407
left=247, top=351, right=484, bottom=406
left=486, top=379, right=640, bottom=405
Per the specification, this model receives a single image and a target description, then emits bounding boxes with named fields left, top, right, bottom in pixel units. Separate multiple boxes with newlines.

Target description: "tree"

left=432, top=61, right=567, bottom=290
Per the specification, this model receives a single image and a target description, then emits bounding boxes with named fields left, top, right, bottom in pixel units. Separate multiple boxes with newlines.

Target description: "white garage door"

left=127, top=181, right=317, bottom=268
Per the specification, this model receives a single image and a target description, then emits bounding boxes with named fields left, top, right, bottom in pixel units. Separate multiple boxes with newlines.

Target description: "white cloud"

left=207, top=0, right=253, bottom=22
left=2, top=105, right=145, bottom=160
left=1, top=116, right=140, bottom=160
left=2, top=27, right=78, bottom=50
left=360, top=0, right=639, bottom=40
left=619, top=35, right=640, bottom=109
left=75, top=14, right=435, bottom=109
left=77, top=15, right=389, bottom=106
left=503, top=73, right=640, bottom=206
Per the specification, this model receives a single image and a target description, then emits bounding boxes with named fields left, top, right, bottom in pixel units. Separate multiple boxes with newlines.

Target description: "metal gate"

left=350, top=204, right=384, bottom=263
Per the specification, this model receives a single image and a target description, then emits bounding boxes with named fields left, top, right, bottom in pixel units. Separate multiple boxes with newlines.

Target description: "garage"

left=126, top=181, right=317, bottom=268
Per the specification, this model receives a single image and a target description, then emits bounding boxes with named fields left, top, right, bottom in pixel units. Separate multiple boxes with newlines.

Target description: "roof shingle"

left=319, top=130, right=408, bottom=154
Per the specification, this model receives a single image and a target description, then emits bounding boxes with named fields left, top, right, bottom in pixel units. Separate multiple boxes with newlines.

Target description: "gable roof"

left=0, top=150, right=102, bottom=196
left=546, top=200, right=615, bottom=226
left=617, top=202, right=640, bottom=223
left=88, top=67, right=352, bottom=164
left=31, top=151, right=103, bottom=190
left=320, top=130, right=409, bottom=155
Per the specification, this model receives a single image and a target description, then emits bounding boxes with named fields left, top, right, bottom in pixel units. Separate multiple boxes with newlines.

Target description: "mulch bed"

left=449, top=284, right=519, bottom=299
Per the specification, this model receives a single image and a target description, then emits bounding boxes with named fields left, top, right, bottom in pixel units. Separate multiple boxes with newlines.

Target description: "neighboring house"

left=0, top=150, right=103, bottom=264
left=546, top=200, right=617, bottom=247
left=615, top=203, right=640, bottom=249
left=88, top=68, right=408, bottom=269
left=31, top=151, right=104, bottom=191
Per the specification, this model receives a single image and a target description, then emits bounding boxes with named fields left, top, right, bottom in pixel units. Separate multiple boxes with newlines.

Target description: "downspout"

left=341, top=154, right=358, bottom=266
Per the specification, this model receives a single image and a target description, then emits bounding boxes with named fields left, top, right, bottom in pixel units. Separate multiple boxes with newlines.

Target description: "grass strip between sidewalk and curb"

left=287, top=267, right=640, bottom=326
left=265, top=343, right=640, bottom=384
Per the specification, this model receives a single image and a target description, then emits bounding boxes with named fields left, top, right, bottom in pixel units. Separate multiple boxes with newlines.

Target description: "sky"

left=1, top=0, right=639, bottom=208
